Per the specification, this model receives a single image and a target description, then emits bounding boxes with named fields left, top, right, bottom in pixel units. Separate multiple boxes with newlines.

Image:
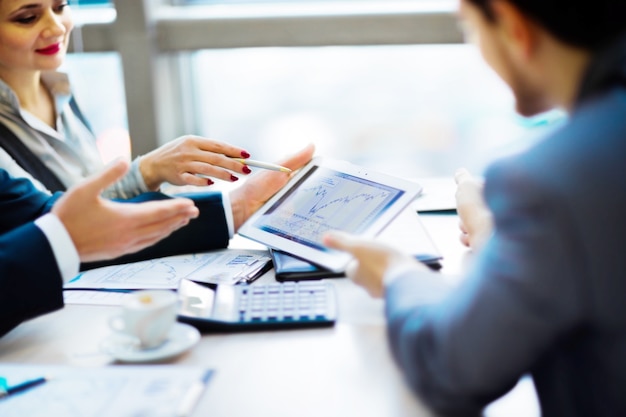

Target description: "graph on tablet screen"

left=253, top=166, right=404, bottom=250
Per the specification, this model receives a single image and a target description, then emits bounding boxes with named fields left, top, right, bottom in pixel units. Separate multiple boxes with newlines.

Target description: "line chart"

left=256, top=169, right=402, bottom=245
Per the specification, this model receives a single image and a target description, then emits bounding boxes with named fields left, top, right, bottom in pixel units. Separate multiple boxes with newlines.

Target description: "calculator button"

left=201, top=281, right=339, bottom=328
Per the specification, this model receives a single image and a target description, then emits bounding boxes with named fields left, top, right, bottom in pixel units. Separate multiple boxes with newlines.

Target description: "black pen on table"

left=0, top=376, right=49, bottom=399
left=414, top=253, right=443, bottom=271
left=176, top=369, right=214, bottom=417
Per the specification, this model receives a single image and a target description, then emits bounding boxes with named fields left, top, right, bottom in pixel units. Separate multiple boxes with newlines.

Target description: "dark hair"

left=465, top=0, right=626, bottom=50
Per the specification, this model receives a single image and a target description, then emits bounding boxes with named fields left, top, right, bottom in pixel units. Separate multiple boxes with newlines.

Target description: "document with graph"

left=65, top=249, right=271, bottom=291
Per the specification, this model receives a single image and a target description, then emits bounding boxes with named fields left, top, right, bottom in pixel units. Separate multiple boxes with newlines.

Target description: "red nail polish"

left=207, top=179, right=214, bottom=185
left=242, top=166, right=252, bottom=174
left=230, top=175, right=239, bottom=182
left=241, top=150, right=251, bottom=158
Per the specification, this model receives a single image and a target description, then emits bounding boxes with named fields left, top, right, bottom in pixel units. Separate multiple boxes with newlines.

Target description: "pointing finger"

left=82, top=159, right=130, bottom=195
left=323, top=231, right=355, bottom=252
left=454, top=167, right=472, bottom=185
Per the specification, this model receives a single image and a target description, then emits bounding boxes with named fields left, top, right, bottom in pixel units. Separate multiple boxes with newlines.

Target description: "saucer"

left=100, top=322, right=200, bottom=363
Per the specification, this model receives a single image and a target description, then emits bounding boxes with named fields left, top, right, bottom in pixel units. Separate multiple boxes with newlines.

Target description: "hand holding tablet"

left=238, top=157, right=422, bottom=272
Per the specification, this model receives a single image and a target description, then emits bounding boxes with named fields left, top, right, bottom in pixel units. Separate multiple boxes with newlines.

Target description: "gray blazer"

left=385, top=35, right=626, bottom=416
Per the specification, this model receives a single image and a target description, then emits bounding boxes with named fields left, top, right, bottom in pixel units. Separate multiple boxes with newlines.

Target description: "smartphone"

left=270, top=249, right=345, bottom=282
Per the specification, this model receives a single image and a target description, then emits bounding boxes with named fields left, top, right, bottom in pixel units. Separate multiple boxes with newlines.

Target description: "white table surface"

left=0, top=212, right=539, bottom=417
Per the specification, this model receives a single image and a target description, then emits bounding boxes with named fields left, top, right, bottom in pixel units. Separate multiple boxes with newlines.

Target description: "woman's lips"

left=36, top=43, right=61, bottom=55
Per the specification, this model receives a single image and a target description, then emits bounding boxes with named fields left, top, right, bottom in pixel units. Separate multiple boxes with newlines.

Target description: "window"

left=192, top=44, right=559, bottom=179
left=66, top=0, right=563, bottom=179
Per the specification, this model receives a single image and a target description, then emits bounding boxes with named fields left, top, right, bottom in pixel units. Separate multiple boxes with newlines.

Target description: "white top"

left=0, top=71, right=148, bottom=199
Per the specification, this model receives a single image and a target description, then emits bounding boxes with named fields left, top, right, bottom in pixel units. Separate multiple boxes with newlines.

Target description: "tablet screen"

left=238, top=157, right=422, bottom=271
left=252, top=166, right=405, bottom=251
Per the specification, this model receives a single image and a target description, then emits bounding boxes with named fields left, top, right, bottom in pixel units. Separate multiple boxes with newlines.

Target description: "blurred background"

left=65, top=0, right=565, bottom=189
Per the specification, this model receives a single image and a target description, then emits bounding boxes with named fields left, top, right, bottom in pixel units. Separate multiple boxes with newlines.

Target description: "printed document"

left=65, top=249, right=271, bottom=291
left=0, top=365, right=213, bottom=417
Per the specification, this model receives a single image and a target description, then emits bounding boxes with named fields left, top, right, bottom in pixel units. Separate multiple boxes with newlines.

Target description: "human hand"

left=229, top=143, right=315, bottom=231
left=454, top=168, right=493, bottom=249
left=139, top=136, right=254, bottom=190
left=323, top=231, right=421, bottom=298
left=52, top=159, right=199, bottom=262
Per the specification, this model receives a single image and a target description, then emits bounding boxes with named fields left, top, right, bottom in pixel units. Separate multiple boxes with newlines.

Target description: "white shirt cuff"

left=221, top=192, right=235, bottom=238
left=34, top=214, right=80, bottom=284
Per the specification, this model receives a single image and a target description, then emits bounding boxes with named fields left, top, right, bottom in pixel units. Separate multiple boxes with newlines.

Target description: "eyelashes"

left=11, top=2, right=70, bottom=26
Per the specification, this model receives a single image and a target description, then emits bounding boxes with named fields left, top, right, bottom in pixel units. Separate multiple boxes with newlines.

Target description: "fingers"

left=455, top=168, right=484, bottom=207
left=458, top=218, right=468, bottom=234
left=81, top=159, right=130, bottom=195
left=186, top=136, right=249, bottom=158
left=176, top=136, right=250, bottom=177
left=140, top=137, right=251, bottom=189
left=344, top=259, right=359, bottom=280
left=119, top=198, right=199, bottom=227
left=177, top=141, right=314, bottom=186
left=98, top=199, right=199, bottom=258
left=180, top=161, right=243, bottom=183
left=65, top=194, right=201, bottom=263
left=322, top=231, right=355, bottom=253
left=115, top=218, right=191, bottom=256
left=458, top=215, right=471, bottom=247
left=137, top=204, right=198, bottom=244
left=178, top=172, right=216, bottom=187
left=275, top=143, right=315, bottom=171
left=324, top=230, right=392, bottom=257
left=454, top=167, right=472, bottom=185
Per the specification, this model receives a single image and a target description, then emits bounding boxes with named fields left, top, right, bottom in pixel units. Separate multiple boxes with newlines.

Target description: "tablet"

left=238, top=156, right=422, bottom=272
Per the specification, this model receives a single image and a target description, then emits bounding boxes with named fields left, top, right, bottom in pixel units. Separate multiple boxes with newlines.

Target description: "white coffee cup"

left=109, top=290, right=178, bottom=349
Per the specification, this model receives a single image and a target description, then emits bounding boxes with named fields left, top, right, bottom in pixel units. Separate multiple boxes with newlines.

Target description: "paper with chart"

left=65, top=249, right=271, bottom=290
left=0, top=365, right=213, bottom=417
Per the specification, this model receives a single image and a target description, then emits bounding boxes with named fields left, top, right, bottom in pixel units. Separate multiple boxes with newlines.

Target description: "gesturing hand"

left=52, top=160, right=199, bottom=262
left=323, top=231, right=420, bottom=298
left=454, top=168, right=493, bottom=249
left=139, top=136, right=253, bottom=189
left=229, top=143, right=315, bottom=231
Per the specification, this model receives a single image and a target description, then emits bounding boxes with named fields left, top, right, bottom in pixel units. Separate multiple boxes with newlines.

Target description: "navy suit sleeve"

left=0, top=170, right=230, bottom=335
left=0, top=170, right=57, bottom=234
left=384, top=160, right=587, bottom=415
left=0, top=171, right=63, bottom=337
left=81, top=191, right=230, bottom=270
left=0, top=224, right=64, bottom=337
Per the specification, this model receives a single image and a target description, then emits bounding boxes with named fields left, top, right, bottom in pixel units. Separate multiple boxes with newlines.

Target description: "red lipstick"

left=36, top=43, right=61, bottom=55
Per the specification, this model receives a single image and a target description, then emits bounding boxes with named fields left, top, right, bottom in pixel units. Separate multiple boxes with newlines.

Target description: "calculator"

left=177, top=279, right=337, bottom=332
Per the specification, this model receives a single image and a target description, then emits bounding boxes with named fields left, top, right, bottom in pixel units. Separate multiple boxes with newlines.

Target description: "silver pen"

left=176, top=370, right=214, bottom=417
left=231, top=158, right=292, bottom=173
